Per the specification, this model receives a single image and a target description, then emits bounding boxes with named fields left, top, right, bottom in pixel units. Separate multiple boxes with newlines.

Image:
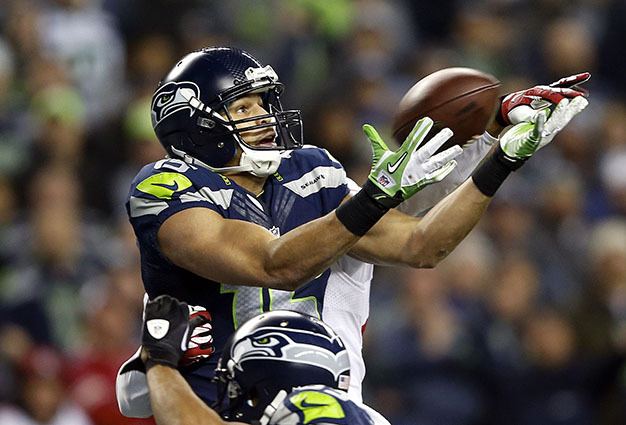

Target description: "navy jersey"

left=268, top=385, right=375, bottom=425
left=126, top=147, right=350, bottom=402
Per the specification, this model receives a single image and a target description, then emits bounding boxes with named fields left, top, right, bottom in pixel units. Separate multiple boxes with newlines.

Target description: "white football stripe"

left=129, top=196, right=169, bottom=218
left=180, top=187, right=234, bottom=209
left=283, top=166, right=346, bottom=197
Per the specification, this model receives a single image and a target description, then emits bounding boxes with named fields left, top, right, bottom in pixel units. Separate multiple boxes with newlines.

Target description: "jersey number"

left=220, top=284, right=320, bottom=329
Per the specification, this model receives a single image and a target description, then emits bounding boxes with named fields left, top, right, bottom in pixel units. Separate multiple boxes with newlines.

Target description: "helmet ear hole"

left=197, top=117, right=216, bottom=129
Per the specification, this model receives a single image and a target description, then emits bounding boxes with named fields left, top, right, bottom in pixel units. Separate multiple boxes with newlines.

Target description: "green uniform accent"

left=364, top=117, right=432, bottom=198
left=499, top=111, right=544, bottom=159
left=222, top=284, right=320, bottom=329
left=136, top=172, right=193, bottom=200
left=291, top=391, right=346, bottom=424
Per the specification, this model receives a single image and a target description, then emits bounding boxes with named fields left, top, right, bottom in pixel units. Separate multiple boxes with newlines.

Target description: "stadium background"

left=0, top=0, right=625, bottom=424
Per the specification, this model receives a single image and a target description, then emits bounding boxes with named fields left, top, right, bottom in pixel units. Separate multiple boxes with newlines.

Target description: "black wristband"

left=336, top=187, right=389, bottom=236
left=471, top=146, right=524, bottom=197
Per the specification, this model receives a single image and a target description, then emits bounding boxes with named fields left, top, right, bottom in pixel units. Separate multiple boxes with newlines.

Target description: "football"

left=392, top=67, right=501, bottom=150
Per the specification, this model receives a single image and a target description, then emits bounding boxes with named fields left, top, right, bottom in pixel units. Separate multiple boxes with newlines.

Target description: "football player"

left=142, top=295, right=383, bottom=424
left=118, top=46, right=588, bottom=415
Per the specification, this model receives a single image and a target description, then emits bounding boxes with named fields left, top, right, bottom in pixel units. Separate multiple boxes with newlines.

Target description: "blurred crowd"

left=0, top=0, right=624, bottom=424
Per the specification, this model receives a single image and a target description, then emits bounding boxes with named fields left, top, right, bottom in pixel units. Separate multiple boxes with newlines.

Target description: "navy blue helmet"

left=151, top=47, right=303, bottom=175
left=213, top=311, right=351, bottom=422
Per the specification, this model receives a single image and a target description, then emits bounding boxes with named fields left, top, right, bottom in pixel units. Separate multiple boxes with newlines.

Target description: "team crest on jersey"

left=151, top=81, right=201, bottom=127
left=229, top=327, right=350, bottom=381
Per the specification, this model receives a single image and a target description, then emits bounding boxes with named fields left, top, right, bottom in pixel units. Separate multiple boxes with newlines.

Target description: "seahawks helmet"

left=213, top=311, right=351, bottom=422
left=151, top=47, right=303, bottom=177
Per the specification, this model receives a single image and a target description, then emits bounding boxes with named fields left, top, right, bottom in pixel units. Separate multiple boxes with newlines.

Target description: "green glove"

left=362, top=117, right=462, bottom=208
left=498, top=109, right=546, bottom=167
left=472, top=97, right=588, bottom=197
left=498, top=96, right=588, bottom=168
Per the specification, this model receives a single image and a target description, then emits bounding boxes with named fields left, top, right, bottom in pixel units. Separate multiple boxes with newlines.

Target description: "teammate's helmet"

left=151, top=47, right=303, bottom=176
left=213, top=311, right=351, bottom=422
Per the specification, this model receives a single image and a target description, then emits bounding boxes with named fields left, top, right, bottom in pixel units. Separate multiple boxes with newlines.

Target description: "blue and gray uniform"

left=266, top=385, right=375, bottom=425
left=126, top=146, right=373, bottom=403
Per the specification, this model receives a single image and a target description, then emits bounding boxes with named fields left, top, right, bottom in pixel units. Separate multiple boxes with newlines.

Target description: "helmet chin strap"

left=237, top=143, right=281, bottom=177
left=170, top=144, right=281, bottom=177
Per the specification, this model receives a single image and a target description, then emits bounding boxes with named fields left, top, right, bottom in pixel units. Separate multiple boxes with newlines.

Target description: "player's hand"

left=497, top=96, right=588, bottom=168
left=141, top=295, right=208, bottom=370
left=362, top=117, right=462, bottom=208
left=180, top=306, right=214, bottom=367
left=497, top=110, right=546, bottom=169
left=549, top=72, right=591, bottom=94
left=497, top=72, right=590, bottom=127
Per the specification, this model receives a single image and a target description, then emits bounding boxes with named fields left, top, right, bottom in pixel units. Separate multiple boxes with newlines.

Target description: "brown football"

left=392, top=67, right=501, bottom=150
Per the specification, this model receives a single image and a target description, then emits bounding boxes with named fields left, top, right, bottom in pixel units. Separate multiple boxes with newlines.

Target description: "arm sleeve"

left=397, top=132, right=497, bottom=216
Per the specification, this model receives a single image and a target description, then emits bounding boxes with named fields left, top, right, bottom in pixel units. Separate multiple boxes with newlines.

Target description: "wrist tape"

left=472, top=145, right=524, bottom=197
left=335, top=186, right=389, bottom=236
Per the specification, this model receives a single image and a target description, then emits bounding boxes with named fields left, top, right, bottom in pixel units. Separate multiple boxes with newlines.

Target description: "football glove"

left=180, top=306, right=214, bottom=367
left=141, top=295, right=208, bottom=370
left=362, top=117, right=462, bottom=208
left=497, top=110, right=546, bottom=170
left=497, top=72, right=590, bottom=127
left=497, top=96, right=588, bottom=168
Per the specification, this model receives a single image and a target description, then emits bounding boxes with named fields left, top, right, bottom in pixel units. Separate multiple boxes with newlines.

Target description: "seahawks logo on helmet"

left=229, top=327, right=350, bottom=381
left=151, top=81, right=201, bottom=127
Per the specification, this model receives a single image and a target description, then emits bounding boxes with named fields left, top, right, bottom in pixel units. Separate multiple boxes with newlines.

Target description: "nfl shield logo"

left=377, top=175, right=391, bottom=187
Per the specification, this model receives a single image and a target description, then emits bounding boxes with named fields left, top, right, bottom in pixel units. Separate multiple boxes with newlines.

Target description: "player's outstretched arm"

left=351, top=99, right=588, bottom=266
left=158, top=119, right=457, bottom=291
left=141, top=295, right=246, bottom=425
left=399, top=72, right=591, bottom=218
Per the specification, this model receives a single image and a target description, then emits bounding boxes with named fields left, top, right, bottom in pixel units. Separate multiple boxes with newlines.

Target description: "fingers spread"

left=423, top=144, right=463, bottom=173
left=544, top=97, right=588, bottom=135
left=568, top=96, right=589, bottom=114
left=406, top=117, right=434, bottom=153
left=416, top=127, right=454, bottom=159
left=549, top=72, right=591, bottom=88
left=363, top=124, right=389, bottom=163
left=424, top=160, right=458, bottom=182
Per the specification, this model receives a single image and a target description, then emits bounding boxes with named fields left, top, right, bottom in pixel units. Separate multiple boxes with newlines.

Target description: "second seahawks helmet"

left=151, top=47, right=303, bottom=176
left=213, top=311, right=351, bottom=422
